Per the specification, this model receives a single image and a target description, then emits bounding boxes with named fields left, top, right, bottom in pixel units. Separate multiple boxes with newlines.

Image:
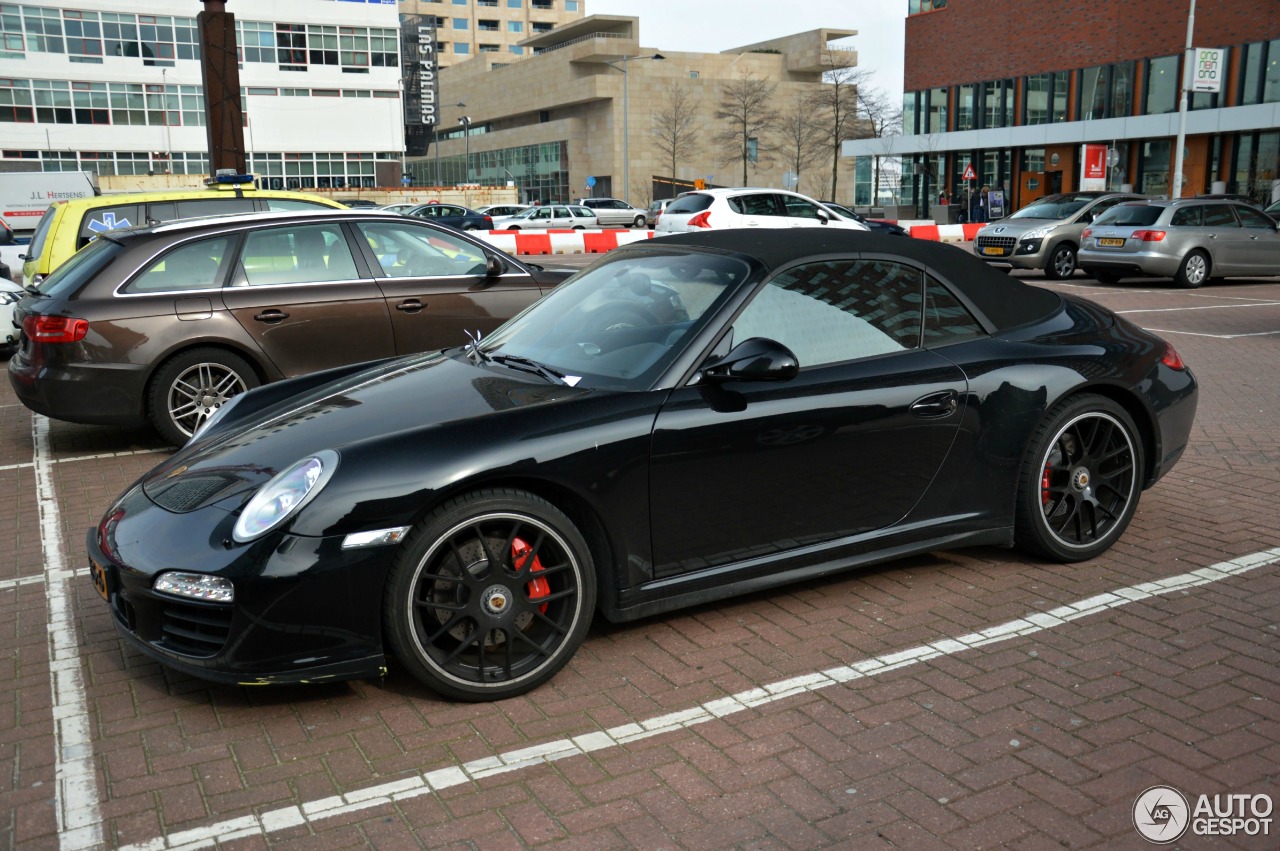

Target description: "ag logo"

left=1134, top=785, right=1190, bottom=843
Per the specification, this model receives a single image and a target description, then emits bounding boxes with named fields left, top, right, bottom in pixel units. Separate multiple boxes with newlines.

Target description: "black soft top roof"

left=648, top=229, right=1063, bottom=334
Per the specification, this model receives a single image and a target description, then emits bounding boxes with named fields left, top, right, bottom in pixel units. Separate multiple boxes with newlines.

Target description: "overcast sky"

left=586, top=0, right=908, bottom=104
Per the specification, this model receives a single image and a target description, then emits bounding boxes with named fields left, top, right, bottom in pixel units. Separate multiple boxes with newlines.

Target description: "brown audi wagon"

left=8, top=209, right=570, bottom=444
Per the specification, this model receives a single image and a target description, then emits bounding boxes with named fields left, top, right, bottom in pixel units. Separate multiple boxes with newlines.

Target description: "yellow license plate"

left=89, top=559, right=109, bottom=601
left=982, top=246, right=1006, bottom=256
left=1098, top=238, right=1125, bottom=247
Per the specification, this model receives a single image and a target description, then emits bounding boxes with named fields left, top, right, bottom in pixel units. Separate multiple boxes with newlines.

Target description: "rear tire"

left=1173, top=250, right=1209, bottom=288
left=148, top=348, right=259, bottom=446
left=1014, top=394, right=1142, bottom=562
left=383, top=488, right=596, bottom=701
left=632, top=215, right=646, bottom=228
left=1093, top=270, right=1123, bottom=285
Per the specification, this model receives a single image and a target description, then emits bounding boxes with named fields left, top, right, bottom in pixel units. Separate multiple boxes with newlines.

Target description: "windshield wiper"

left=489, top=354, right=567, bottom=385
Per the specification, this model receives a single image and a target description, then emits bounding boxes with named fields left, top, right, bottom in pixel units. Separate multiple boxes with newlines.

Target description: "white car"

left=375, top=203, right=420, bottom=215
left=656, top=188, right=870, bottom=233
left=1, top=277, right=24, bottom=353
left=490, top=205, right=598, bottom=230
left=475, top=203, right=531, bottom=218
left=573, top=197, right=648, bottom=228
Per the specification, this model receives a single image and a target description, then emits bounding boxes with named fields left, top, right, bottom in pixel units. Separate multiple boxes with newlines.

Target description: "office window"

left=454, top=43, right=469, bottom=54
left=22, top=6, right=64, bottom=53
left=1080, top=65, right=1105, bottom=119
left=510, top=45, right=523, bottom=55
left=903, top=91, right=918, bottom=135
left=369, top=28, right=397, bottom=67
left=239, top=20, right=276, bottom=63
left=926, top=87, right=947, bottom=133
left=1110, top=61, right=1134, bottom=117
left=566, top=0, right=579, bottom=9
left=508, top=0, right=522, bottom=6
left=1050, top=71, right=1069, bottom=122
left=1240, top=40, right=1266, bottom=105
left=955, top=83, right=974, bottom=131
left=508, top=21, right=523, bottom=33
left=453, top=18, right=468, bottom=30
left=277, top=23, right=307, bottom=71
left=309, top=25, right=338, bottom=66
left=1, top=4, right=24, bottom=57
left=1145, top=54, right=1178, bottom=114
left=479, top=43, right=498, bottom=53
left=1025, top=73, right=1050, bottom=125
left=340, top=27, right=369, bottom=69
left=63, top=10, right=102, bottom=62
left=1265, top=39, right=1280, bottom=103
left=478, top=19, right=498, bottom=31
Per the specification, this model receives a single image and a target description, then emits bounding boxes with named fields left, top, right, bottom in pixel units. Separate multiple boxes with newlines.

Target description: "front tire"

left=1174, top=250, right=1209, bottom=288
left=1044, top=243, right=1078, bottom=280
left=1015, top=395, right=1143, bottom=562
left=632, top=215, right=646, bottom=228
left=383, top=489, right=596, bottom=701
left=147, top=348, right=259, bottom=446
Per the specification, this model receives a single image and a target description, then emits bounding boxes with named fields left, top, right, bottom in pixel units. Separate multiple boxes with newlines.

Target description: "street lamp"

left=458, top=115, right=472, bottom=186
left=603, top=52, right=664, bottom=205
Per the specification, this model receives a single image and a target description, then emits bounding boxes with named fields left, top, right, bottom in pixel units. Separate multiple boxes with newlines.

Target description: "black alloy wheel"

left=384, top=489, right=596, bottom=701
left=1015, top=395, right=1142, bottom=562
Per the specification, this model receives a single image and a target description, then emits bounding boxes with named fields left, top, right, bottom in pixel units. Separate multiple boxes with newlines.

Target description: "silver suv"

left=974, top=192, right=1144, bottom=279
left=574, top=197, right=647, bottom=228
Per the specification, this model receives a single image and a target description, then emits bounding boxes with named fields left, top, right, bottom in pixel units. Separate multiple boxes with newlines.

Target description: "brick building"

left=845, top=0, right=1280, bottom=218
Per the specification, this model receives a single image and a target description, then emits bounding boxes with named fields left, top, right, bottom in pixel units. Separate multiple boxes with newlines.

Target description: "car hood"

left=141, top=353, right=590, bottom=511
left=977, top=218, right=1068, bottom=236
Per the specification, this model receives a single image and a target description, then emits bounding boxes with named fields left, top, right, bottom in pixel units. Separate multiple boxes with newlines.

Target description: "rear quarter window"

left=36, top=237, right=123, bottom=298
left=1096, top=205, right=1162, bottom=226
left=665, top=194, right=714, bottom=215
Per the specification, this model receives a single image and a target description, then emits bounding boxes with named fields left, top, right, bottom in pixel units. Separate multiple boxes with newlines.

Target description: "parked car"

left=645, top=198, right=672, bottom=228
left=490, top=205, right=598, bottom=230
left=574, top=197, right=648, bottom=228
left=404, top=203, right=493, bottom=231
left=338, top=198, right=381, bottom=209
left=1265, top=198, right=1280, bottom=223
left=19, top=179, right=345, bottom=288
left=8, top=209, right=571, bottom=444
left=0, top=278, right=22, bottom=352
left=1078, top=198, right=1280, bottom=287
left=973, top=191, right=1144, bottom=279
left=821, top=202, right=910, bottom=237
left=655, top=188, right=870, bottom=233
left=83, top=228, right=1196, bottom=700
left=475, top=204, right=531, bottom=218
left=375, top=203, right=420, bottom=215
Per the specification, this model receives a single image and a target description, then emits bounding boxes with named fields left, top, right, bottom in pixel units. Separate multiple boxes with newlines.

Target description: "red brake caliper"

left=512, top=537, right=549, bottom=613
left=1041, top=462, right=1052, bottom=507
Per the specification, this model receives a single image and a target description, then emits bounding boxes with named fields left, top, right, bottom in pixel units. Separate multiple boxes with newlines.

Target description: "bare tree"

left=807, top=54, right=865, bottom=200
left=774, top=91, right=825, bottom=197
left=712, top=73, right=778, bottom=185
left=652, top=82, right=700, bottom=188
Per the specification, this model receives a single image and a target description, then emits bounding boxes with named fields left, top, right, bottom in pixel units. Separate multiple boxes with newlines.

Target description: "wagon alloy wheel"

left=147, top=347, right=259, bottom=446
left=1015, top=395, right=1143, bottom=562
left=385, top=490, right=595, bottom=700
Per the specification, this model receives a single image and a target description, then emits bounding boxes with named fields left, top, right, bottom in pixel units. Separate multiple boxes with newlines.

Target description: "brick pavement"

left=1, top=276, right=1278, bottom=849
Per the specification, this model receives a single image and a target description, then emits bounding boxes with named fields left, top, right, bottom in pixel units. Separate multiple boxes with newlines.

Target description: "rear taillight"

left=1161, top=342, right=1186, bottom=371
left=23, top=314, right=89, bottom=344
left=1081, top=228, right=1093, bottom=239
left=482, top=216, right=493, bottom=229
left=1132, top=230, right=1167, bottom=242
left=687, top=211, right=712, bottom=228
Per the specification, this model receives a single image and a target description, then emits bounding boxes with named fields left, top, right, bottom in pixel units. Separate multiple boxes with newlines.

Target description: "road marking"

left=1140, top=328, right=1280, bottom=339
left=1118, top=300, right=1280, bottom=314
left=0, top=575, right=47, bottom=592
left=0, top=448, right=166, bottom=474
left=34, top=415, right=104, bottom=851
left=116, top=547, right=1280, bottom=851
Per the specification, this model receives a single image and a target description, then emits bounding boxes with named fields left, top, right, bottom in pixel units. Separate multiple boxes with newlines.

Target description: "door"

left=649, top=257, right=967, bottom=578
left=221, top=221, right=395, bottom=377
left=727, top=192, right=788, bottom=228
left=1233, top=204, right=1280, bottom=274
left=354, top=219, right=544, bottom=354
left=1202, top=203, right=1250, bottom=274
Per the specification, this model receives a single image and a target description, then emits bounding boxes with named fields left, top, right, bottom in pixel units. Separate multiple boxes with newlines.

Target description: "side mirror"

left=701, top=337, right=799, bottom=383
left=816, top=208, right=831, bottom=224
left=486, top=255, right=506, bottom=277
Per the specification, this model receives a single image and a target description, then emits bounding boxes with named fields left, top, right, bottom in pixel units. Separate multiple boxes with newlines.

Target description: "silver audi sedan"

left=1078, top=198, right=1280, bottom=287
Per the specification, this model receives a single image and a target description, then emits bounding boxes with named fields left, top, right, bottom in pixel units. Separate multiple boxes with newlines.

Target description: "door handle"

left=396, top=299, right=426, bottom=313
left=253, top=309, right=289, bottom=323
left=910, top=390, right=959, bottom=418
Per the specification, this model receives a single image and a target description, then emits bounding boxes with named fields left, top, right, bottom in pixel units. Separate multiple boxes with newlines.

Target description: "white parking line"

left=0, top=447, right=166, bottom=474
left=115, top=547, right=1280, bottom=851
left=1118, top=300, right=1280, bottom=314
left=34, top=415, right=104, bottom=851
left=1140, top=328, right=1280, bottom=339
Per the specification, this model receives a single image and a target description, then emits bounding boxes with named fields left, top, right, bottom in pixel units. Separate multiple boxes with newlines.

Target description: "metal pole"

left=621, top=57, right=630, bottom=205
left=1172, top=0, right=1195, bottom=199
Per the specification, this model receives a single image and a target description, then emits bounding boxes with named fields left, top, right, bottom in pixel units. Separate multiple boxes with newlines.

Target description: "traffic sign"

left=962, top=162, right=977, bottom=181
left=585, top=176, right=596, bottom=188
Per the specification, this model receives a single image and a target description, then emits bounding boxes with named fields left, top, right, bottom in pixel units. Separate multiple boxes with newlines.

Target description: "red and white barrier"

left=905, top=222, right=986, bottom=243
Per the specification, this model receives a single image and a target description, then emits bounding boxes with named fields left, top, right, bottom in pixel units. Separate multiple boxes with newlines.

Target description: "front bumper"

left=87, top=485, right=396, bottom=685
left=974, top=235, right=1048, bottom=270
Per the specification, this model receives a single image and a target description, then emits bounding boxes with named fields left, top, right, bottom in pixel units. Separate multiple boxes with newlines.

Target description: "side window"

left=732, top=259, right=922, bottom=369
left=1235, top=206, right=1276, bottom=229
left=1204, top=204, right=1239, bottom=227
left=533, top=207, right=551, bottom=219
left=77, top=204, right=142, bottom=249
left=732, top=193, right=777, bottom=216
left=261, top=198, right=334, bottom=212
left=356, top=221, right=488, bottom=278
left=173, top=198, right=256, bottom=219
left=239, top=224, right=359, bottom=286
left=1171, top=206, right=1202, bottom=227
left=124, top=237, right=231, bottom=294
left=781, top=195, right=823, bottom=220
left=923, top=276, right=986, bottom=346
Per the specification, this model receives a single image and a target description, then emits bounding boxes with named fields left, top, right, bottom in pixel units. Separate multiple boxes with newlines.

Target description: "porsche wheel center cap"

left=482, top=585, right=512, bottom=615
left=1072, top=467, right=1091, bottom=491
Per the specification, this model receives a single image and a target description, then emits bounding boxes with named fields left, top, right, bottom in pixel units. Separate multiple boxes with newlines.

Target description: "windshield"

left=24, top=204, right=58, bottom=262
left=477, top=249, right=749, bottom=391
left=35, top=236, right=123, bottom=297
left=1009, top=195, right=1095, bottom=220
left=1093, top=205, right=1163, bottom=227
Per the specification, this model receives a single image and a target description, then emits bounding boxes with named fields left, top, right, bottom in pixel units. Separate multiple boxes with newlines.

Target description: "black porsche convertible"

left=88, top=230, right=1198, bottom=700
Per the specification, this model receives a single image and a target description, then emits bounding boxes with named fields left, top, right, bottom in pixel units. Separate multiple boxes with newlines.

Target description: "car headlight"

left=1021, top=227, right=1053, bottom=241
left=154, top=572, right=234, bottom=603
left=232, top=450, right=339, bottom=542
